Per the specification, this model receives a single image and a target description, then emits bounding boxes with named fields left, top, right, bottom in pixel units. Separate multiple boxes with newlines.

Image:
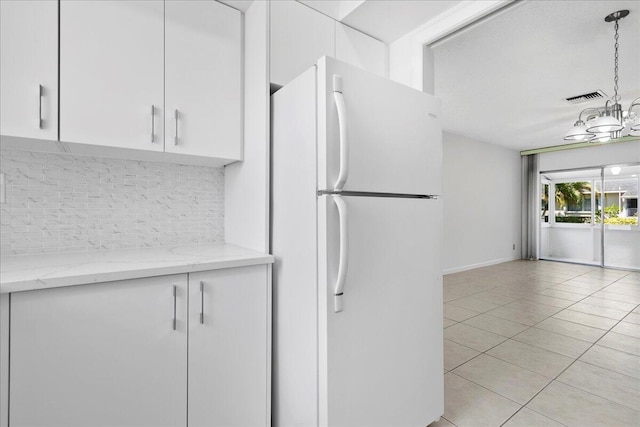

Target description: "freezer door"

left=317, top=195, right=444, bottom=427
left=317, top=56, right=442, bottom=195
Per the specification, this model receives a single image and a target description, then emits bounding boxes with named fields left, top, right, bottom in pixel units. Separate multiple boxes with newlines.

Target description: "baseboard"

left=443, top=256, right=520, bottom=275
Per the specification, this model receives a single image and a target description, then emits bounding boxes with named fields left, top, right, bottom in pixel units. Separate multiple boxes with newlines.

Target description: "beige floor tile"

left=535, top=317, right=607, bottom=342
left=611, top=321, right=640, bottom=338
left=552, top=310, right=618, bottom=330
left=443, top=318, right=457, bottom=328
left=473, top=291, right=519, bottom=305
left=528, top=381, right=640, bottom=427
left=462, top=314, right=529, bottom=338
left=523, top=294, right=575, bottom=308
left=568, top=302, right=629, bottom=320
left=562, top=278, right=610, bottom=289
left=444, top=339, right=480, bottom=371
left=428, top=417, right=456, bottom=427
left=489, top=286, right=538, bottom=299
left=501, top=282, right=553, bottom=294
left=580, top=345, right=640, bottom=379
left=513, top=328, right=592, bottom=358
left=558, top=361, right=640, bottom=411
left=443, top=373, right=521, bottom=427
left=537, top=288, right=585, bottom=302
left=486, top=306, right=549, bottom=326
left=581, top=296, right=637, bottom=311
left=582, top=270, right=629, bottom=280
left=448, top=295, right=502, bottom=313
left=444, top=323, right=507, bottom=352
left=487, top=339, right=574, bottom=378
left=551, top=284, right=593, bottom=296
left=444, top=304, right=481, bottom=322
left=593, top=291, right=640, bottom=305
left=625, top=312, right=640, bottom=325
left=618, top=276, right=640, bottom=285
left=502, top=407, right=565, bottom=427
left=453, top=354, right=551, bottom=405
left=504, top=300, right=563, bottom=316
left=603, top=284, right=640, bottom=298
left=444, top=286, right=478, bottom=302
left=598, top=331, right=640, bottom=356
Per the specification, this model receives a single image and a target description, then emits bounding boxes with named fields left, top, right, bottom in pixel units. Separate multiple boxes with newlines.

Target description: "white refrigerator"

left=271, top=57, right=443, bottom=427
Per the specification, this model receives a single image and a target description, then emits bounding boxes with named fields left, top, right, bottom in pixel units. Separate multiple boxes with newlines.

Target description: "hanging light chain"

left=613, top=19, right=619, bottom=102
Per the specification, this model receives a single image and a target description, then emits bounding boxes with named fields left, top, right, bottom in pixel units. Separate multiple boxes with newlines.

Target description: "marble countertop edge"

left=0, top=244, right=274, bottom=294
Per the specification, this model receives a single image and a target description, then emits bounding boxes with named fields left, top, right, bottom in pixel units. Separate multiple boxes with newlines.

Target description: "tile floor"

left=431, top=260, right=640, bottom=427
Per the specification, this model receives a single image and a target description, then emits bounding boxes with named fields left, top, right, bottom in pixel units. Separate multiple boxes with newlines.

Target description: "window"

left=541, top=183, right=549, bottom=223
left=596, top=177, right=639, bottom=225
left=554, top=181, right=592, bottom=224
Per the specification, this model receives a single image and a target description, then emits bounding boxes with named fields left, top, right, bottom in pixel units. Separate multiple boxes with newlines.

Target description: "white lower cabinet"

left=9, top=274, right=189, bottom=427
left=6, top=265, right=269, bottom=427
left=188, top=265, right=268, bottom=427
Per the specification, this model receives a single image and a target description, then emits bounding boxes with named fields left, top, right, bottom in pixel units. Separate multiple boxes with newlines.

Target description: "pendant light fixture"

left=564, top=10, right=639, bottom=142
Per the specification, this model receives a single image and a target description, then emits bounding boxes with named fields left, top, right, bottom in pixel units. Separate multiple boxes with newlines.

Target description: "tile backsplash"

left=0, top=150, right=224, bottom=255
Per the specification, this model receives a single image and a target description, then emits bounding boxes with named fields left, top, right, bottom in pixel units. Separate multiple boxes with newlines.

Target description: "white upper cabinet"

left=60, top=1, right=165, bottom=151
left=335, top=23, right=387, bottom=78
left=0, top=0, right=58, bottom=141
left=270, top=1, right=389, bottom=87
left=165, top=1, right=242, bottom=160
left=270, top=0, right=335, bottom=87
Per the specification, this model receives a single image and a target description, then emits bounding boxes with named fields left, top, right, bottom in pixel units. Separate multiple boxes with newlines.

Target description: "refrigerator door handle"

left=332, top=194, right=349, bottom=312
left=333, top=75, right=349, bottom=191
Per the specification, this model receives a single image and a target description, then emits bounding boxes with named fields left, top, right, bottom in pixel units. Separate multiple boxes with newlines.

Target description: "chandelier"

left=564, top=10, right=640, bottom=143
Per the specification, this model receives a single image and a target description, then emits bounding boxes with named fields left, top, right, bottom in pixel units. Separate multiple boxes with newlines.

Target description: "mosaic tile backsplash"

left=0, top=150, right=224, bottom=255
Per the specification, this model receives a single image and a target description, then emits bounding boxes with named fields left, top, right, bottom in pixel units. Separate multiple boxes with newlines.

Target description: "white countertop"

left=0, top=244, right=274, bottom=293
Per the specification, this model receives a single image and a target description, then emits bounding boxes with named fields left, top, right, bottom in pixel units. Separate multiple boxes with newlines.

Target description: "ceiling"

left=332, top=0, right=464, bottom=43
left=218, top=0, right=253, bottom=13
left=432, top=0, right=640, bottom=151
left=223, top=0, right=466, bottom=43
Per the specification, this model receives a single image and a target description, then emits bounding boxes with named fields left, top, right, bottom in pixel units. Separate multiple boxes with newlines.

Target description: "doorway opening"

left=539, top=163, right=639, bottom=270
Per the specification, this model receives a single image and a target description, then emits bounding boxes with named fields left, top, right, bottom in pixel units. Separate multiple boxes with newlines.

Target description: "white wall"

left=442, top=132, right=521, bottom=274
left=225, top=1, right=270, bottom=252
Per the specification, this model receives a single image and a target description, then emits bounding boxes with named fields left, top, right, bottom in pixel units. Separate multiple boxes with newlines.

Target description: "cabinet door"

left=9, top=275, right=188, bottom=427
left=0, top=0, right=58, bottom=140
left=335, top=23, right=387, bottom=77
left=188, top=266, right=269, bottom=427
left=165, top=1, right=242, bottom=161
left=270, top=0, right=335, bottom=86
left=60, top=0, right=164, bottom=151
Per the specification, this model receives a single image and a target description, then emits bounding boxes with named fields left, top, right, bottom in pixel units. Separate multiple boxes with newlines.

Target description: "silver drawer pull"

left=174, top=109, right=179, bottom=145
left=200, top=281, right=204, bottom=325
left=38, top=84, right=44, bottom=129
left=172, top=285, right=177, bottom=331
left=151, top=105, right=155, bottom=143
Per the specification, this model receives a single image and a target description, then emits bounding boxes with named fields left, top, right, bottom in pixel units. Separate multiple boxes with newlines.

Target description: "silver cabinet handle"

left=174, top=109, right=179, bottom=145
left=151, top=105, right=155, bottom=143
left=38, top=84, right=44, bottom=129
left=200, top=281, right=204, bottom=325
left=172, top=285, right=177, bottom=331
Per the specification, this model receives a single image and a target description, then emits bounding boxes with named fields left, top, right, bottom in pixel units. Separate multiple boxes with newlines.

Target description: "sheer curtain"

left=521, top=154, right=539, bottom=260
